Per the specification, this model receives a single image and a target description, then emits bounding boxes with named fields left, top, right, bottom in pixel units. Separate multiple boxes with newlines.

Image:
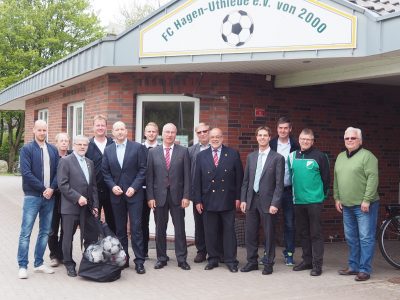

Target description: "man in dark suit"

left=102, top=121, right=147, bottom=274
left=188, top=122, right=210, bottom=263
left=194, top=128, right=243, bottom=273
left=269, top=116, right=300, bottom=266
left=146, top=123, right=191, bottom=271
left=57, top=135, right=99, bottom=277
left=86, top=115, right=115, bottom=233
left=240, top=126, right=285, bottom=275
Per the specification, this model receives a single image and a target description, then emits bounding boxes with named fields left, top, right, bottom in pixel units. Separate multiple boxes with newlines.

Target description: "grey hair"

left=344, top=127, right=362, bottom=141
left=73, top=135, right=89, bottom=144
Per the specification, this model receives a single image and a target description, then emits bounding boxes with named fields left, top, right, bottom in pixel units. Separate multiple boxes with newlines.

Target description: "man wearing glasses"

left=334, top=127, right=379, bottom=282
left=288, top=129, right=330, bottom=276
left=189, top=123, right=210, bottom=263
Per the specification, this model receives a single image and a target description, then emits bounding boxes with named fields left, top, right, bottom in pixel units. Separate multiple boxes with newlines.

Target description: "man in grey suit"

left=240, top=126, right=285, bottom=275
left=57, top=135, right=99, bottom=277
left=146, top=123, right=191, bottom=270
left=188, top=122, right=210, bottom=263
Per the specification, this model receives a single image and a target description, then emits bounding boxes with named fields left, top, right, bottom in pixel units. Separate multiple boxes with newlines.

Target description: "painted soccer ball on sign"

left=221, top=10, right=254, bottom=47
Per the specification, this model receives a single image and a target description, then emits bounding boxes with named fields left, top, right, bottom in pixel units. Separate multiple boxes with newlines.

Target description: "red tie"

left=165, top=147, right=171, bottom=170
left=213, top=149, right=219, bottom=167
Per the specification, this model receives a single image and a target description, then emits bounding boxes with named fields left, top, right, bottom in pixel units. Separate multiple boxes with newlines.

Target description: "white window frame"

left=38, top=109, right=49, bottom=124
left=67, top=101, right=84, bottom=139
left=135, top=94, right=200, bottom=144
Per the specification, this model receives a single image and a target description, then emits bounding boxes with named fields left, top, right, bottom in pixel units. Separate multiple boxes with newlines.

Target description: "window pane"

left=67, top=106, right=74, bottom=137
left=143, top=102, right=194, bottom=146
left=76, top=107, right=83, bottom=135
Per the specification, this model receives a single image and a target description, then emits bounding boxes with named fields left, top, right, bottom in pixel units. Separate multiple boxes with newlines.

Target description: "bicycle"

left=378, top=204, right=400, bottom=269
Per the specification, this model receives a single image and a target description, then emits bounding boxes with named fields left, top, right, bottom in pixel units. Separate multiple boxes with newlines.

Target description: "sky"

left=90, top=0, right=170, bottom=27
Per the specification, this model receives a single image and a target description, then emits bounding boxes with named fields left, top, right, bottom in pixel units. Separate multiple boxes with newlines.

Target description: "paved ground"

left=1, top=175, right=399, bottom=300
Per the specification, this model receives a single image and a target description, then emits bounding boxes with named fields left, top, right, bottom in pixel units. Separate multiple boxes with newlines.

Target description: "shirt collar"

left=346, top=146, right=363, bottom=158
left=116, top=139, right=127, bottom=147
left=73, top=151, right=85, bottom=160
left=163, top=143, right=174, bottom=150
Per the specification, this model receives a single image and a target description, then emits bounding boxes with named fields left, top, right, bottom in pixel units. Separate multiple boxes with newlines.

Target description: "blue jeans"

left=17, top=195, right=54, bottom=268
left=281, top=189, right=295, bottom=255
left=343, top=201, right=379, bottom=274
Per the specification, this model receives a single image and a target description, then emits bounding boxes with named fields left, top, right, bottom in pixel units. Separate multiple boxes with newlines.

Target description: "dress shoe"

left=178, top=261, right=191, bottom=270
left=123, top=259, right=130, bottom=269
left=154, top=261, right=167, bottom=269
left=135, top=264, right=146, bottom=274
left=240, top=263, right=259, bottom=272
left=194, top=252, right=207, bottom=263
left=355, top=272, right=370, bottom=281
left=293, top=261, right=313, bottom=271
left=204, top=263, right=219, bottom=270
left=227, top=265, right=238, bottom=273
left=338, top=268, right=358, bottom=275
left=65, top=265, right=77, bottom=277
left=310, top=267, right=322, bottom=276
left=262, top=265, right=273, bottom=275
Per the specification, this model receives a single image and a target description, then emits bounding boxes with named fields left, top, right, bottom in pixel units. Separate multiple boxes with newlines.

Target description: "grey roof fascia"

left=377, top=10, right=400, bottom=21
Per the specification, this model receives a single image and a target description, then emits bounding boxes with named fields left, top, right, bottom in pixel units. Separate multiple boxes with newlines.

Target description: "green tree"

left=0, top=0, right=105, bottom=171
left=119, top=0, right=159, bottom=28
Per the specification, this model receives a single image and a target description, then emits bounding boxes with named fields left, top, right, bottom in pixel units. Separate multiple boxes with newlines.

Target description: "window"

left=38, top=109, right=48, bottom=124
left=67, top=101, right=84, bottom=139
left=135, top=95, right=199, bottom=147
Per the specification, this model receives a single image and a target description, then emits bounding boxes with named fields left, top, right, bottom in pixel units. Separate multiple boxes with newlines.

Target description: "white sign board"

left=140, top=0, right=357, bottom=57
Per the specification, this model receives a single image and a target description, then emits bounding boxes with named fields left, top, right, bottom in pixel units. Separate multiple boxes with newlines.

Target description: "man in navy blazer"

left=240, top=126, right=285, bottom=275
left=194, top=128, right=243, bottom=273
left=102, top=121, right=147, bottom=274
left=146, top=123, right=191, bottom=271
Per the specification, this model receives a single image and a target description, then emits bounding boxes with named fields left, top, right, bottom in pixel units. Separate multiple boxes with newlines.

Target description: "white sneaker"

left=18, top=268, right=28, bottom=279
left=34, top=264, right=55, bottom=274
left=50, top=258, right=60, bottom=267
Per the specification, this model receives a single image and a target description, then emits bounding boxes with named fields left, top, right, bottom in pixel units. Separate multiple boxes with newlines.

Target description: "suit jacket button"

left=221, top=179, right=224, bottom=182
left=211, top=180, right=215, bottom=183
left=222, top=189, right=224, bottom=192
left=212, top=190, right=215, bottom=193
left=208, top=171, right=211, bottom=174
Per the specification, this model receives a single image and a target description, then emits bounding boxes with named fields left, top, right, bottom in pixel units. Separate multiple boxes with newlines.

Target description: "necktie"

left=213, top=149, right=219, bottom=167
left=253, top=153, right=265, bottom=193
left=165, top=147, right=171, bottom=170
left=79, top=157, right=89, bottom=183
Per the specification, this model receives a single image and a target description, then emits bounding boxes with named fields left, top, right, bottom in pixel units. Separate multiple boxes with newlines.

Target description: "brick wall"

left=25, top=72, right=400, bottom=241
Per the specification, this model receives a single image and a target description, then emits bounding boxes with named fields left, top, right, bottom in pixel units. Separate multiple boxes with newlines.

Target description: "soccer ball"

left=85, top=244, right=105, bottom=263
left=110, top=250, right=127, bottom=267
left=221, top=10, right=254, bottom=47
left=102, top=236, right=121, bottom=256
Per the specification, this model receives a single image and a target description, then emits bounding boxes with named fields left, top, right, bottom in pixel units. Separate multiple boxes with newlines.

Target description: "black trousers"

left=111, top=196, right=145, bottom=264
left=245, top=193, right=276, bottom=265
left=193, top=204, right=207, bottom=255
left=295, top=203, right=324, bottom=266
left=98, top=186, right=116, bottom=234
left=48, top=192, right=63, bottom=260
left=154, top=190, right=187, bottom=263
left=62, top=210, right=98, bottom=267
left=203, top=209, right=238, bottom=267
left=142, top=189, right=151, bottom=256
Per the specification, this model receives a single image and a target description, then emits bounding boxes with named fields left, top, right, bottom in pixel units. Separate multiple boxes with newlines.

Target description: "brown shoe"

left=194, top=252, right=207, bottom=263
left=355, top=272, right=370, bottom=281
left=338, top=268, right=358, bottom=275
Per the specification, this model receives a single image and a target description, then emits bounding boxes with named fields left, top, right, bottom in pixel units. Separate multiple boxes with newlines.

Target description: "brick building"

left=1, top=0, right=399, bottom=240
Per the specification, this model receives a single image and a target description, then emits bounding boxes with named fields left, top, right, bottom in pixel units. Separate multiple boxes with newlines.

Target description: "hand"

left=361, top=201, right=370, bottom=213
left=240, top=202, right=246, bottom=214
left=335, top=200, right=343, bottom=213
left=181, top=198, right=190, bottom=208
left=269, top=205, right=278, bottom=214
left=92, top=208, right=99, bottom=218
left=78, top=196, right=88, bottom=206
left=148, top=199, right=156, bottom=210
left=112, top=185, right=123, bottom=196
left=125, top=187, right=135, bottom=197
left=43, top=188, right=54, bottom=200
left=196, top=203, right=203, bottom=214
left=235, top=200, right=241, bottom=210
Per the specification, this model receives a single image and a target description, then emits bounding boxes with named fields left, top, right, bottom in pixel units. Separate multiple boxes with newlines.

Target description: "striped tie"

left=213, top=149, right=219, bottom=167
left=165, top=147, right=171, bottom=170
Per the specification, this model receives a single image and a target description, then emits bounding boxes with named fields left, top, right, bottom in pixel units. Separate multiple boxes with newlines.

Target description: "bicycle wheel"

left=378, top=216, right=400, bottom=269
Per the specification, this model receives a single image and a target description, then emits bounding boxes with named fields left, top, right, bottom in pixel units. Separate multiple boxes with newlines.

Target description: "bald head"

left=33, top=120, right=48, bottom=144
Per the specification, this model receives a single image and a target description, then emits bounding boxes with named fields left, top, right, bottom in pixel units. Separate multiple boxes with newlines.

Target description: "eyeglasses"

left=74, top=143, right=88, bottom=147
left=196, top=130, right=209, bottom=134
left=344, top=137, right=358, bottom=141
left=299, top=138, right=313, bottom=142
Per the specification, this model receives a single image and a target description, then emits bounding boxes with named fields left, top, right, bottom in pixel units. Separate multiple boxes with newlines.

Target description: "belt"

left=283, top=186, right=292, bottom=191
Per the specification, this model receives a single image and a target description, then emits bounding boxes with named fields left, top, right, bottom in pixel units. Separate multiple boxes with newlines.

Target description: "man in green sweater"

left=288, top=128, right=330, bottom=276
left=334, top=127, right=379, bottom=282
